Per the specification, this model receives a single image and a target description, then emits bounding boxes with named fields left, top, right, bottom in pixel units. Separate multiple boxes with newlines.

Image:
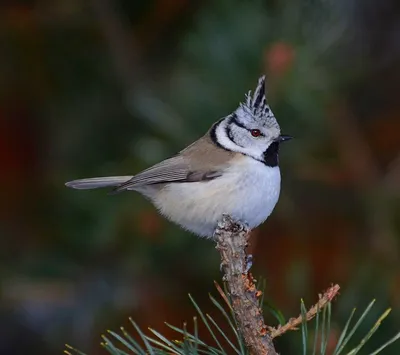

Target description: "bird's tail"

left=65, top=176, right=133, bottom=190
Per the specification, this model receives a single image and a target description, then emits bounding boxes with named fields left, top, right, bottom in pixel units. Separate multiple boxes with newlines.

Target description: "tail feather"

left=65, top=176, right=133, bottom=190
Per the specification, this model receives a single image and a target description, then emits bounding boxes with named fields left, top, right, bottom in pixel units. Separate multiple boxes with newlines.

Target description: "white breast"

left=152, top=157, right=281, bottom=238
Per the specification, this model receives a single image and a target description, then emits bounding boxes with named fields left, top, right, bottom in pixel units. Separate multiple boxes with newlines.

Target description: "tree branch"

left=269, top=284, right=340, bottom=338
left=214, top=215, right=277, bottom=355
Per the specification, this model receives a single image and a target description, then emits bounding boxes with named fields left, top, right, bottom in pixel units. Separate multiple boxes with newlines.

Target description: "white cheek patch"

left=215, top=120, right=264, bottom=161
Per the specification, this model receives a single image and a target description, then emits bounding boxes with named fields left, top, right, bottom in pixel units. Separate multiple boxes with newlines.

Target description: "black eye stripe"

left=230, top=115, right=265, bottom=136
left=209, top=119, right=226, bottom=149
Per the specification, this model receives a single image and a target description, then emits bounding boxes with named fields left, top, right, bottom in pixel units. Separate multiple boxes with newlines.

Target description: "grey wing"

left=112, top=156, right=222, bottom=193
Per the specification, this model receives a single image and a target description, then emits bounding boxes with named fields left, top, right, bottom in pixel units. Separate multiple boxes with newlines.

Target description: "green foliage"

left=65, top=290, right=400, bottom=355
left=66, top=290, right=247, bottom=355
left=302, top=299, right=400, bottom=355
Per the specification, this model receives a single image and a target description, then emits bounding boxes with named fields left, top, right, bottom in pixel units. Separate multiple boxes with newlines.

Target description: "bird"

left=65, top=76, right=292, bottom=238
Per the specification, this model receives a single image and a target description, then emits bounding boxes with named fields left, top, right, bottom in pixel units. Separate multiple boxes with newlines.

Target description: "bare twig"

left=269, top=284, right=340, bottom=338
left=214, top=215, right=277, bottom=355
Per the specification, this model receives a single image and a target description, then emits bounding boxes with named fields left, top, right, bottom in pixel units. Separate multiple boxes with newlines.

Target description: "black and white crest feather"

left=238, top=75, right=279, bottom=130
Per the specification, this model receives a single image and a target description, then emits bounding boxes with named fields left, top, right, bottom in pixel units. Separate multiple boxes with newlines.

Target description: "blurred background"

left=0, top=0, right=399, bottom=354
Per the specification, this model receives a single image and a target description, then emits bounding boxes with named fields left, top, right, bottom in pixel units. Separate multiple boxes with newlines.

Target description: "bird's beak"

left=276, top=135, right=293, bottom=143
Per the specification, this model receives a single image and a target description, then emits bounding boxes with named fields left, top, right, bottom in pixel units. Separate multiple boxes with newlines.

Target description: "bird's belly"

left=154, top=161, right=281, bottom=238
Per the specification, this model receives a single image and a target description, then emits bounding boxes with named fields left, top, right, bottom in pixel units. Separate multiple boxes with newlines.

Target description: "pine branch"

left=269, top=284, right=340, bottom=339
left=214, top=215, right=277, bottom=355
left=66, top=218, right=400, bottom=355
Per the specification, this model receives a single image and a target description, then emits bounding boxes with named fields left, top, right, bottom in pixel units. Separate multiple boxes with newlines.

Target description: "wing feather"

left=112, top=156, right=190, bottom=193
left=112, top=155, right=224, bottom=193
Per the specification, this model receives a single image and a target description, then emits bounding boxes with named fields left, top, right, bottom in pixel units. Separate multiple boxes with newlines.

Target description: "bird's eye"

left=250, top=129, right=261, bottom=137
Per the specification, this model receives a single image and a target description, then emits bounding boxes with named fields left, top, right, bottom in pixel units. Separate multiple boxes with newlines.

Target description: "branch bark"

left=214, top=215, right=277, bottom=355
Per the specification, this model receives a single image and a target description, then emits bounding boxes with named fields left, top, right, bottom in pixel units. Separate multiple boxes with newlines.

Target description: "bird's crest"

left=238, top=75, right=279, bottom=129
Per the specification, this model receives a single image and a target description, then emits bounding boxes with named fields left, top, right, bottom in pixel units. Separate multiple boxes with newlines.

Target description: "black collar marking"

left=209, top=118, right=226, bottom=149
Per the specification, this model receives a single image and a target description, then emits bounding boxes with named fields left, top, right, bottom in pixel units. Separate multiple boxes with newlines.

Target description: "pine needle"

left=368, top=331, right=400, bottom=355
left=65, top=344, right=87, bottom=355
left=120, top=327, right=147, bottom=355
left=301, top=299, right=308, bottom=355
left=312, top=301, right=320, bottom=355
left=206, top=313, right=241, bottom=354
left=107, top=330, right=141, bottom=355
left=335, top=300, right=376, bottom=355
left=333, top=308, right=356, bottom=354
left=346, top=308, right=392, bottom=355
left=320, top=304, right=327, bottom=355
left=101, top=335, right=124, bottom=355
left=209, top=294, right=244, bottom=353
left=129, top=318, right=155, bottom=355
left=189, top=294, right=225, bottom=354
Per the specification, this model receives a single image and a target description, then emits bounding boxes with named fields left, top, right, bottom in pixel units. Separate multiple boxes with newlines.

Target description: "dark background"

left=1, top=0, right=399, bottom=354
